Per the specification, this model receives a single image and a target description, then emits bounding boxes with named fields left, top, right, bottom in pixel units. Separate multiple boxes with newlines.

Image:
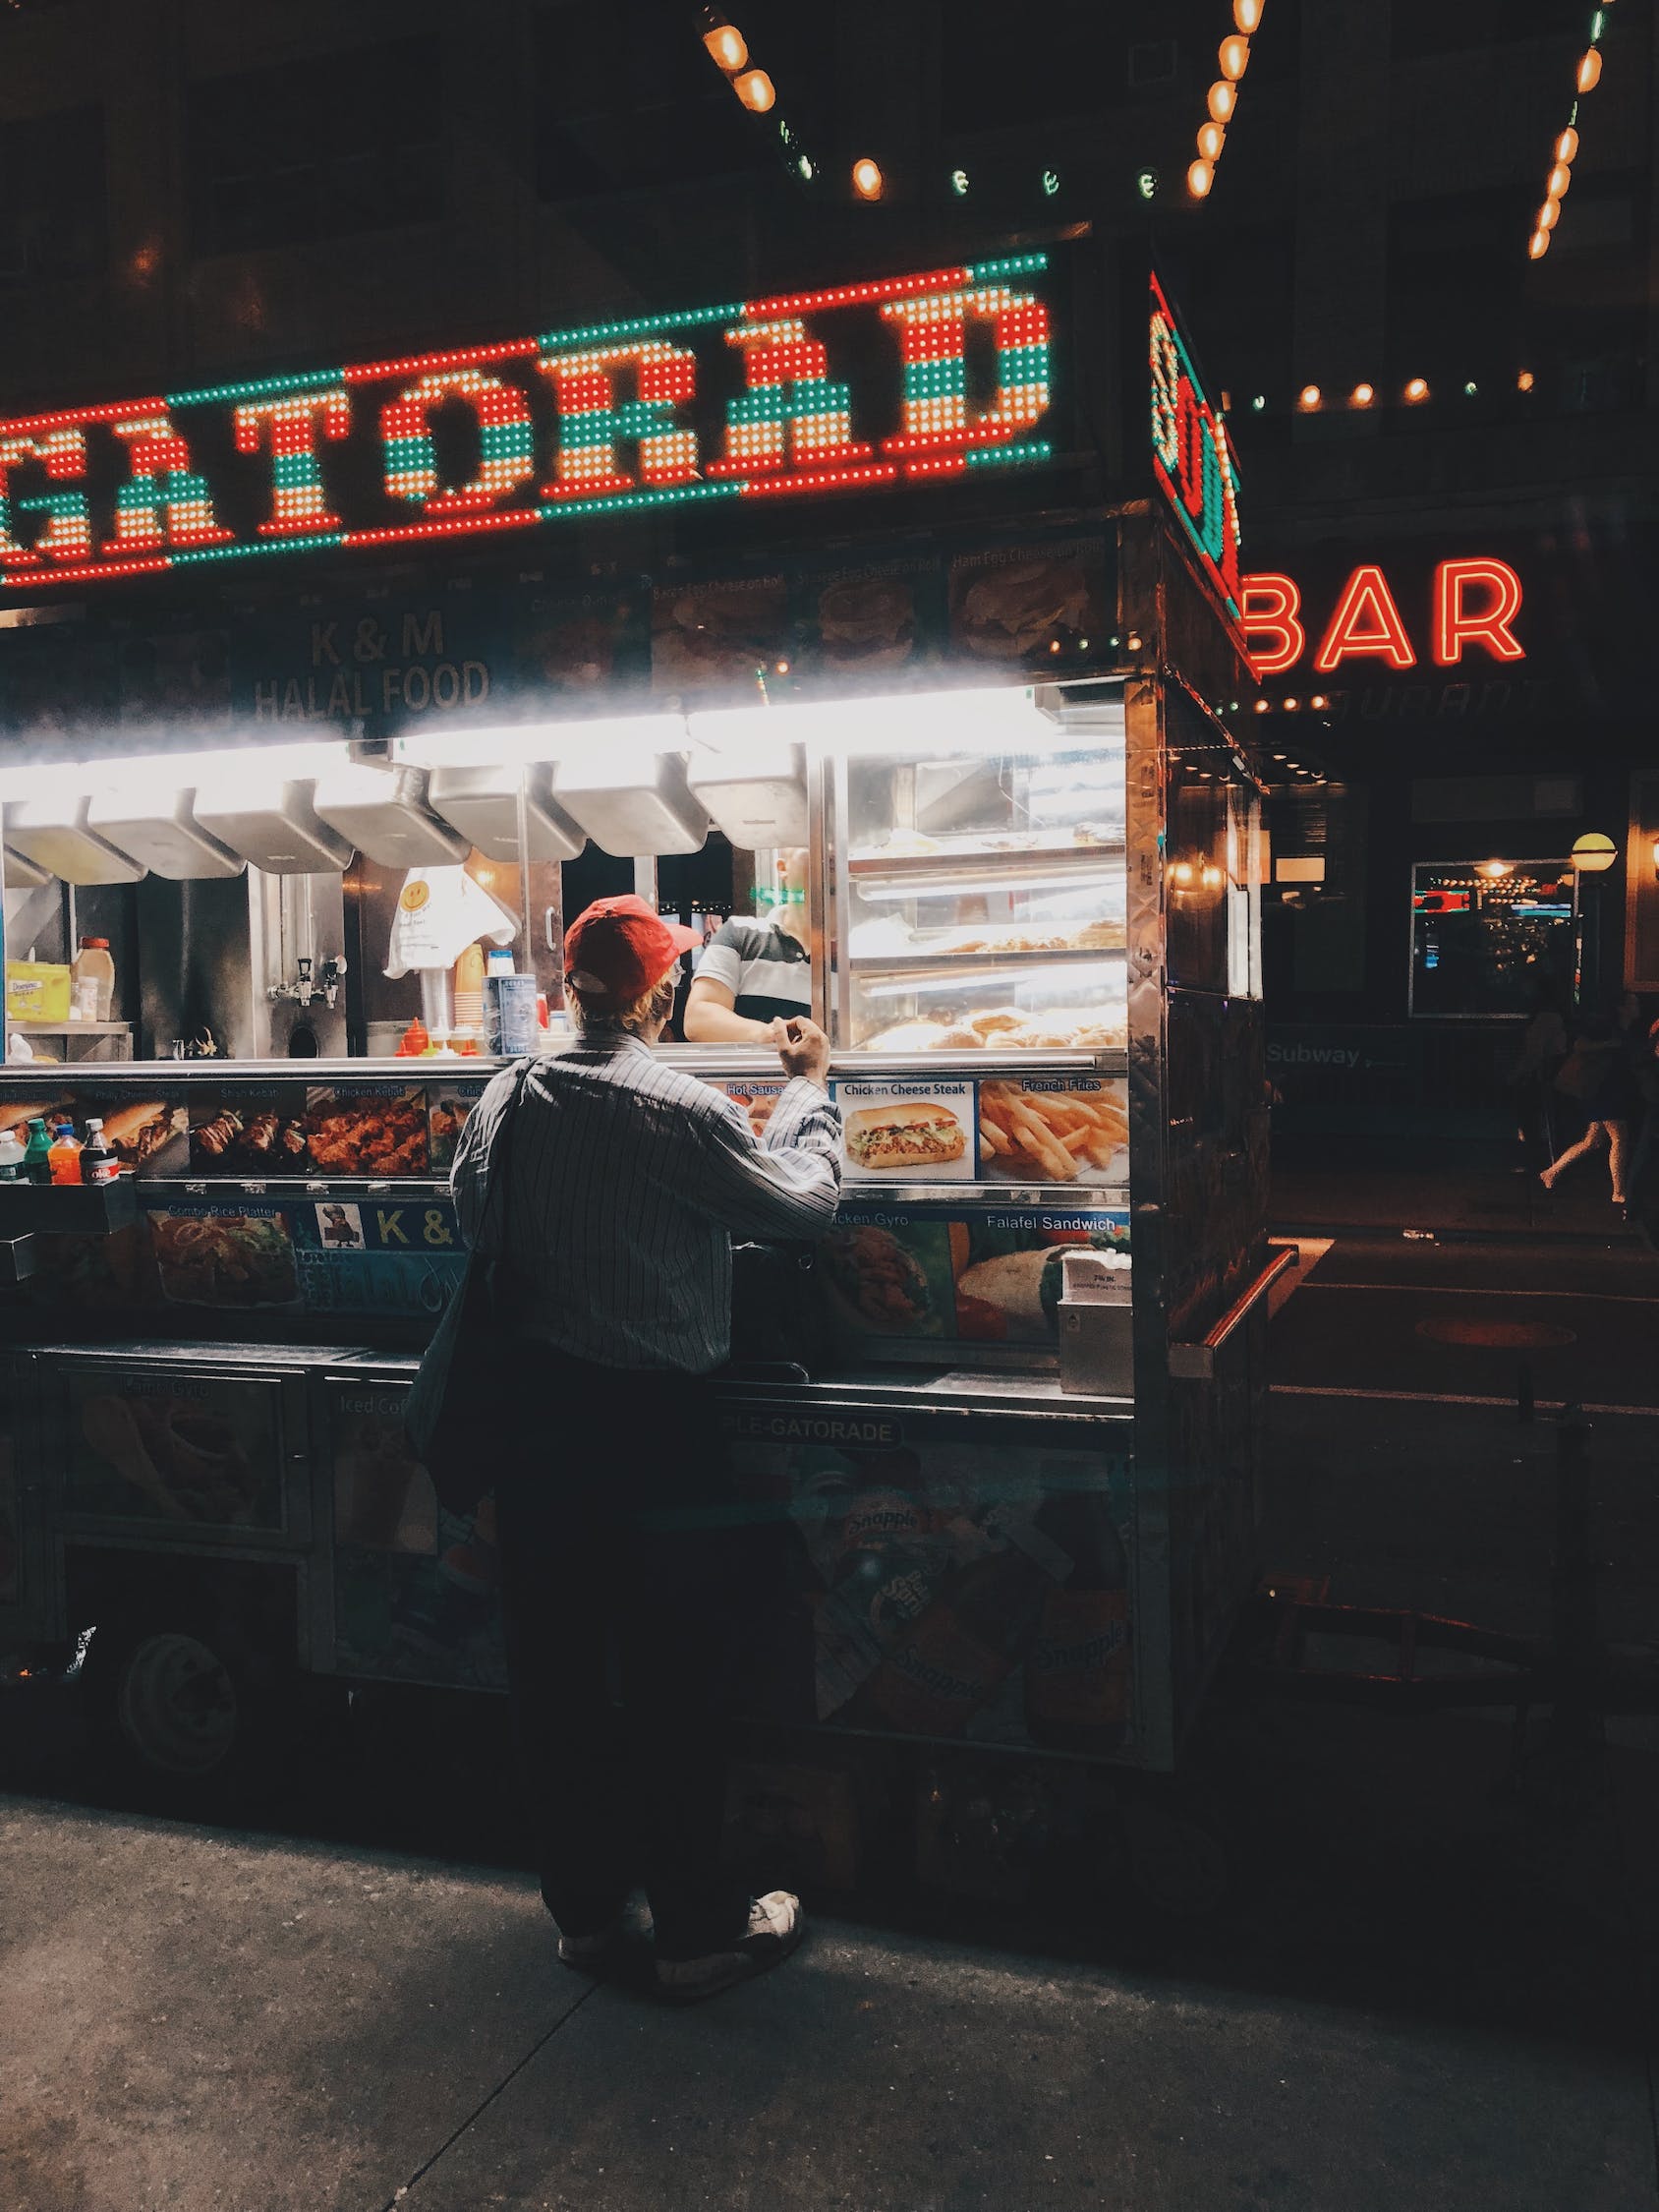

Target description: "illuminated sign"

left=1149, top=269, right=1243, bottom=628
left=0, top=256, right=1055, bottom=597
left=1242, top=558, right=1524, bottom=676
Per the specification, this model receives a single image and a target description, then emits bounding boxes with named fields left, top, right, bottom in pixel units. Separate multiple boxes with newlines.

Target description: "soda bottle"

left=23, top=1118, right=54, bottom=1186
left=863, top=1534, right=1058, bottom=1739
left=81, top=1119, right=120, bottom=1188
left=1024, top=1483, right=1132, bottom=1753
left=48, top=1123, right=84, bottom=1185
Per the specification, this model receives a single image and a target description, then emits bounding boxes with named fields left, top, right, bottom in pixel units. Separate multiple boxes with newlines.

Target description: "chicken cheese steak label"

left=833, top=1080, right=975, bottom=1184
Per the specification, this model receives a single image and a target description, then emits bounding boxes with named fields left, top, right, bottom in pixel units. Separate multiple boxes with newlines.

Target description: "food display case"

left=0, top=241, right=1275, bottom=1797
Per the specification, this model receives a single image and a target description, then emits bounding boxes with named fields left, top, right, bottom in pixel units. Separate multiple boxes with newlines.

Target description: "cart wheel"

left=1122, top=1803, right=1232, bottom=1919
left=84, top=1613, right=285, bottom=1801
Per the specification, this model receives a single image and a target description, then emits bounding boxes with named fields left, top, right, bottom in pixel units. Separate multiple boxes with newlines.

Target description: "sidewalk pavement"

left=2, top=1791, right=1653, bottom=2212
left=1271, top=1148, right=1649, bottom=1244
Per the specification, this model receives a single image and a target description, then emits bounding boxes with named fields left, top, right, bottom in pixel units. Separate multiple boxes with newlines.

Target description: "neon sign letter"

left=381, top=370, right=536, bottom=514
left=102, top=410, right=234, bottom=555
left=540, top=342, right=699, bottom=501
left=1239, top=573, right=1305, bottom=675
left=0, top=426, right=91, bottom=567
left=235, top=389, right=353, bottom=537
left=1313, top=563, right=1416, bottom=671
left=881, top=281, right=1052, bottom=471
left=1433, top=557, right=1523, bottom=665
left=711, top=319, right=880, bottom=492
left=1149, top=270, right=1242, bottom=624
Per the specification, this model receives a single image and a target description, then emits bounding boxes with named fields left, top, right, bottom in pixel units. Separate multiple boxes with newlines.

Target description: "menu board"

left=822, top=1204, right=1130, bottom=1350
left=64, top=1367, right=286, bottom=1530
left=326, top=1382, right=506, bottom=1690
left=713, top=1075, right=1128, bottom=1194
left=721, top=1412, right=1137, bottom=1753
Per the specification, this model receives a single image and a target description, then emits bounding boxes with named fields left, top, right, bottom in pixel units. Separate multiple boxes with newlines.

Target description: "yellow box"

left=6, top=961, right=73, bottom=1023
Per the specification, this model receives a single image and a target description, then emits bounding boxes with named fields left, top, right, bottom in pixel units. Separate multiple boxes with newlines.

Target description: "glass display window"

left=830, top=706, right=1127, bottom=1053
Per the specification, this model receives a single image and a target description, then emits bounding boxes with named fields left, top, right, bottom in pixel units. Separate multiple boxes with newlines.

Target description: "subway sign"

left=1149, top=268, right=1243, bottom=631
left=0, top=254, right=1057, bottom=597
left=1241, top=559, right=1524, bottom=675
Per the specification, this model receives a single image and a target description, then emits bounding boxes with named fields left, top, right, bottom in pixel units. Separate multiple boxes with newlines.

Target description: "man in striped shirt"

left=452, top=894, right=840, bottom=2002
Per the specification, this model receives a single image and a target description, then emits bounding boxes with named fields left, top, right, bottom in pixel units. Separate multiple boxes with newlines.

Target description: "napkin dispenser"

left=1057, top=1249, right=1132, bottom=1397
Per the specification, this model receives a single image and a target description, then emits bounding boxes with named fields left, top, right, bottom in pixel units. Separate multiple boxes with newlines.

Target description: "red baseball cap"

left=562, top=895, right=701, bottom=1012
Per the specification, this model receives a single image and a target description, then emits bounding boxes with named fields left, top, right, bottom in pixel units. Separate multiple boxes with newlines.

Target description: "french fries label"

left=833, top=1079, right=976, bottom=1184
left=975, top=1077, right=1128, bottom=1191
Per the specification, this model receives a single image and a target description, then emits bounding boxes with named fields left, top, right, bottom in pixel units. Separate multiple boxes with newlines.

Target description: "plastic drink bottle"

left=0, top=1129, right=25, bottom=1181
left=80, top=1119, right=120, bottom=1187
left=49, top=1123, right=84, bottom=1185
left=23, top=1118, right=53, bottom=1185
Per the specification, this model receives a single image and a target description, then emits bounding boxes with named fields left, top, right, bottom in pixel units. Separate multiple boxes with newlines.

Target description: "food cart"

left=0, top=237, right=1272, bottom=1835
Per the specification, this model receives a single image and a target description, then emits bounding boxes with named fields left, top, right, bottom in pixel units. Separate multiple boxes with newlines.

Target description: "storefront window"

left=1408, top=858, right=1575, bottom=1018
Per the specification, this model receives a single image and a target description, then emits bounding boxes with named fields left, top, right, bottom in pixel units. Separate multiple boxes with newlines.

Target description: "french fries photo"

left=979, top=1081, right=1128, bottom=1185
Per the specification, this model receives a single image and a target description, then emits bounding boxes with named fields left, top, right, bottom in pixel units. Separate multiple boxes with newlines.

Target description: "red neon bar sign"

left=1240, top=559, right=1525, bottom=675
left=0, top=256, right=1056, bottom=596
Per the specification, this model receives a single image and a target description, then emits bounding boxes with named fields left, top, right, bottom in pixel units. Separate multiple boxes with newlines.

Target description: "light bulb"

left=1198, top=120, right=1226, bottom=160
left=1537, top=199, right=1559, bottom=231
left=734, top=68, right=774, bottom=111
left=701, top=19, right=748, bottom=72
left=1309, top=694, right=1329, bottom=710
left=1187, top=156, right=1215, bottom=199
left=1527, top=228, right=1551, bottom=261
left=1351, top=381, right=1374, bottom=407
left=1208, top=80, right=1236, bottom=122
left=1233, top=0, right=1264, bottom=29
left=1547, top=162, right=1572, bottom=200
left=1250, top=393, right=1266, bottom=411
left=1516, top=369, right=1536, bottom=391
left=851, top=155, right=884, bottom=200
left=950, top=167, right=970, bottom=197
left=1555, top=127, right=1579, bottom=164
left=1219, top=33, right=1250, bottom=79
left=1576, top=47, right=1602, bottom=92
left=1404, top=376, right=1429, bottom=402
left=1297, top=383, right=1320, bottom=411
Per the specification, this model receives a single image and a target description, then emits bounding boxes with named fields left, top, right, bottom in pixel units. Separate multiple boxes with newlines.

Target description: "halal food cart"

left=0, top=237, right=1273, bottom=1836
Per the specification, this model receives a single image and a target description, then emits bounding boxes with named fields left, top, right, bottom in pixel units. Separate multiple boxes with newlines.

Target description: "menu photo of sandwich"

left=651, top=575, right=788, bottom=695
left=948, top=542, right=1106, bottom=666
left=805, top=569, right=920, bottom=674
left=48, top=1096, right=187, bottom=1177
left=834, top=1079, right=975, bottom=1184
left=710, top=1078, right=792, bottom=1139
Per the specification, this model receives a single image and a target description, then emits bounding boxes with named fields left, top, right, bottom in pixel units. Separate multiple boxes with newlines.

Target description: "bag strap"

left=478, top=1058, right=534, bottom=1254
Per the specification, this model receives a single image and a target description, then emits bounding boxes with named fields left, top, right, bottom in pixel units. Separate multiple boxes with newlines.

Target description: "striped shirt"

left=695, top=918, right=812, bottom=1026
left=451, top=1031, right=842, bottom=1372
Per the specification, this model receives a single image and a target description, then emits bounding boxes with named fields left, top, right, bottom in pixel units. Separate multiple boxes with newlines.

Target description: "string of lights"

left=1187, top=0, right=1262, bottom=201
left=1239, top=369, right=1551, bottom=417
left=1527, top=2, right=1616, bottom=261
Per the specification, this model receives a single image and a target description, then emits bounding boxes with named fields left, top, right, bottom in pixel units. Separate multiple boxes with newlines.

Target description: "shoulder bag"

left=404, top=1060, right=532, bottom=1516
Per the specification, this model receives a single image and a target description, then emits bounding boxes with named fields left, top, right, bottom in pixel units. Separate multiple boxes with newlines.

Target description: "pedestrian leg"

left=1540, top=1122, right=1606, bottom=1190
left=1606, top=1118, right=1630, bottom=1205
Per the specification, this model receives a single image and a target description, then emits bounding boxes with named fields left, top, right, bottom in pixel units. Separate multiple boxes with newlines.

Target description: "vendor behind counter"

left=683, top=847, right=812, bottom=1045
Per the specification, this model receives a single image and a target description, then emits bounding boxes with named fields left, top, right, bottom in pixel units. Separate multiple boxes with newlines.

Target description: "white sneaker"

left=655, top=1892, right=805, bottom=2003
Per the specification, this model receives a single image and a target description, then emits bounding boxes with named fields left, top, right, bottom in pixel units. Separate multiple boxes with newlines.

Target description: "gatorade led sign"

left=0, top=254, right=1055, bottom=597
left=1241, top=560, right=1525, bottom=675
left=1149, top=269, right=1243, bottom=631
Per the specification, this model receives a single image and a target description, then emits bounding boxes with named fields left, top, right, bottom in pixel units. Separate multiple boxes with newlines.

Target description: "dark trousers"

left=492, top=1352, right=752, bottom=1959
